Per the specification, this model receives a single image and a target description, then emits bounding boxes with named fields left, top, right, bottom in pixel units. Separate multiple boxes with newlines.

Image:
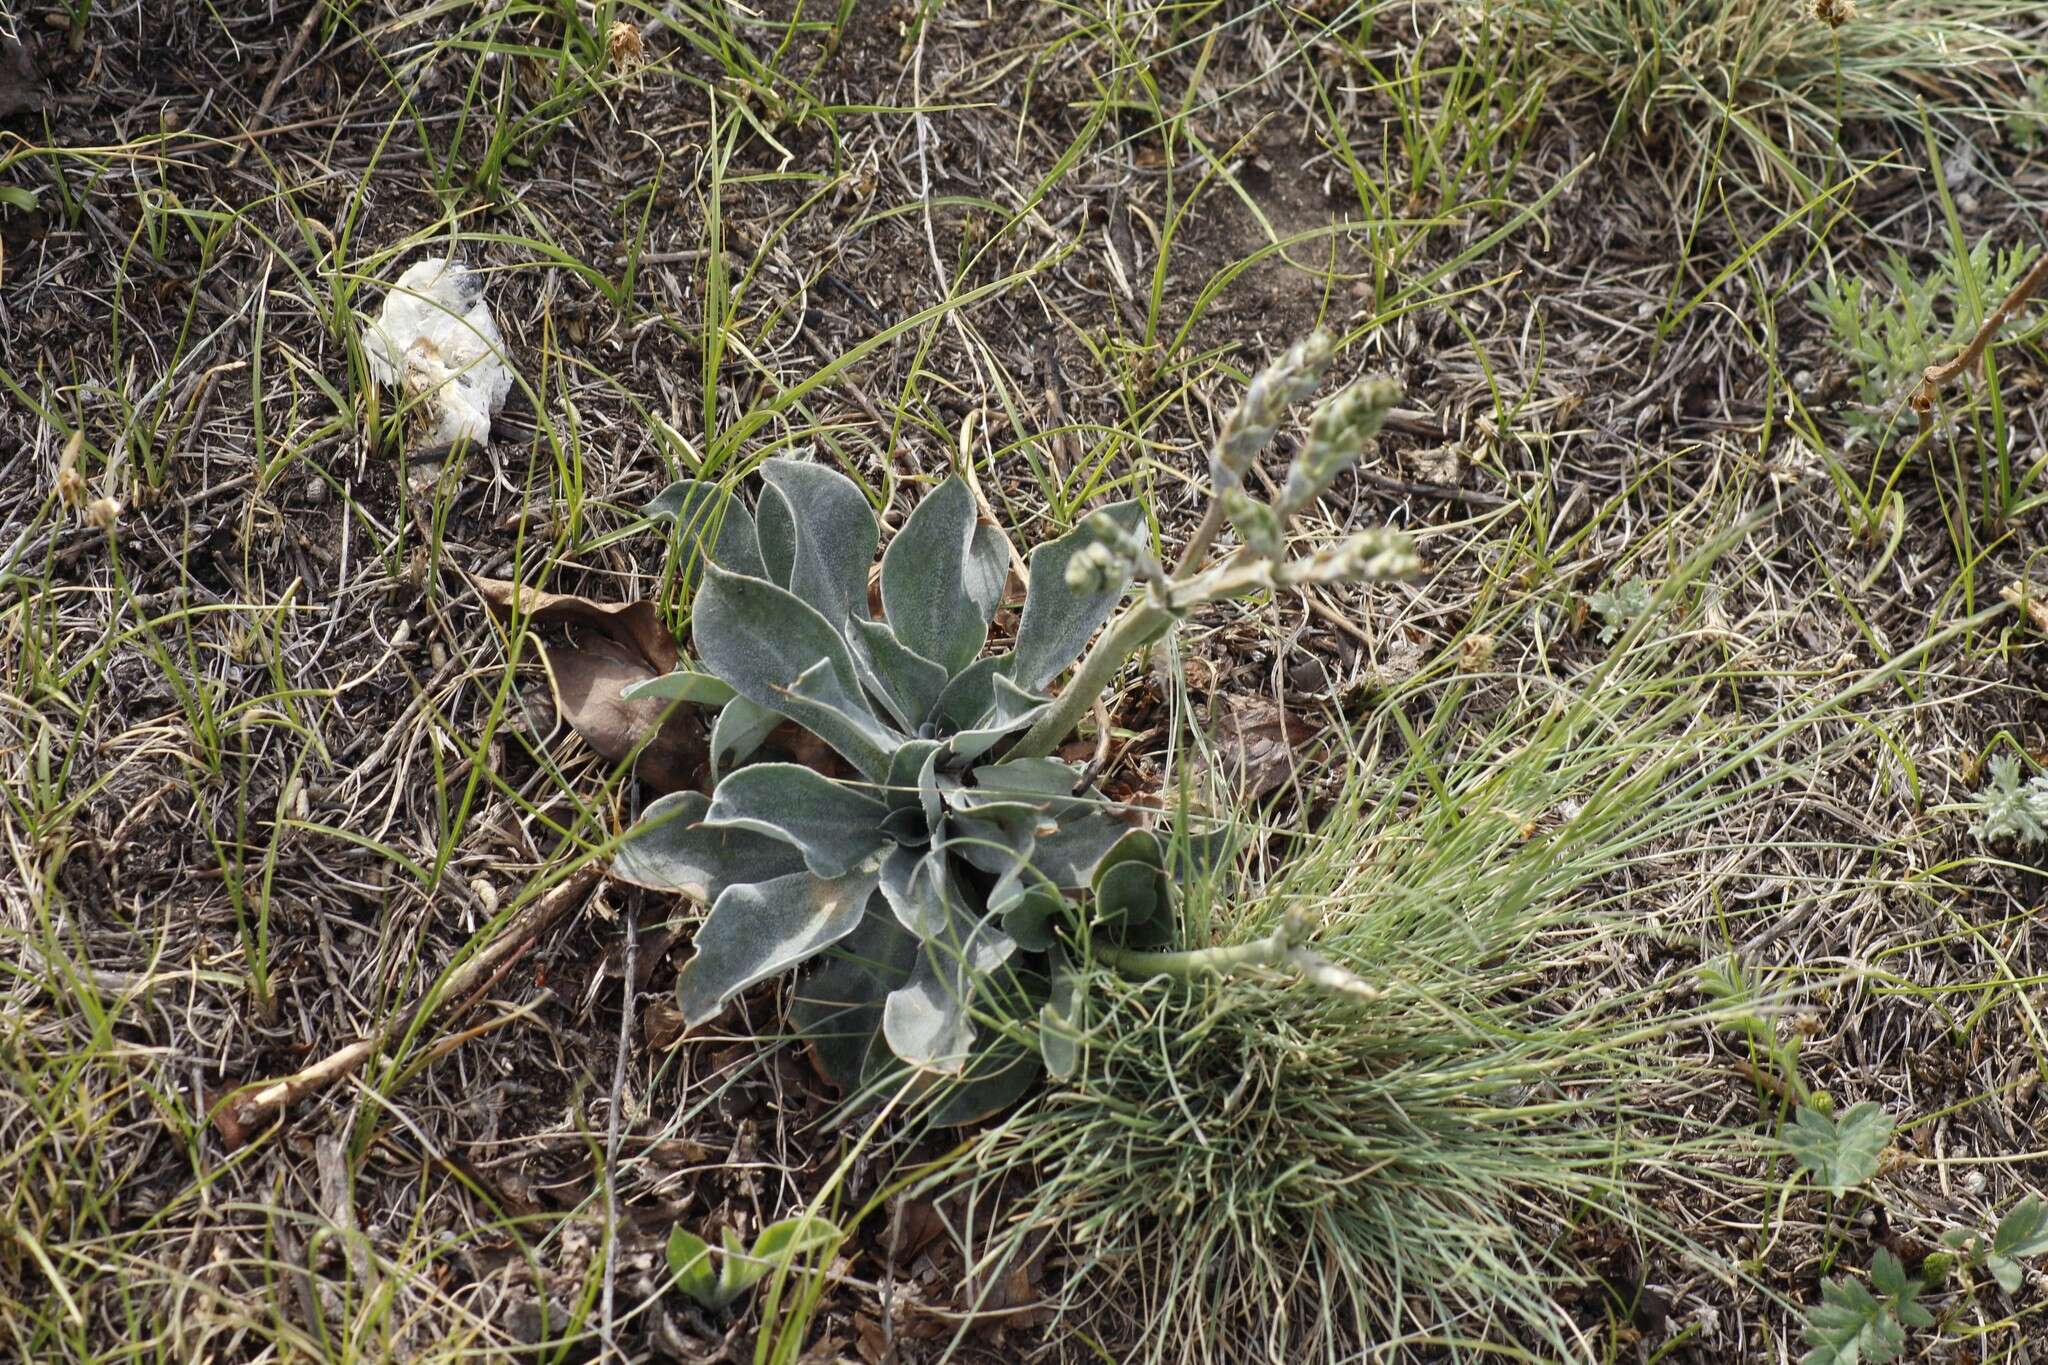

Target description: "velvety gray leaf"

left=966, top=756, right=1084, bottom=801
left=877, top=845, right=952, bottom=938
left=966, top=758, right=1126, bottom=885
left=710, top=694, right=781, bottom=776
left=676, top=865, right=880, bottom=1024
left=1093, top=828, right=1166, bottom=881
left=883, top=907, right=1020, bottom=1074
left=644, top=479, right=765, bottom=578
left=782, top=657, right=907, bottom=781
left=1011, top=500, right=1144, bottom=691
left=1031, top=804, right=1132, bottom=888
left=692, top=563, right=902, bottom=779
left=1094, top=859, right=1167, bottom=929
left=1040, top=942, right=1083, bottom=1081
left=1164, top=823, right=1241, bottom=883
left=756, top=481, right=795, bottom=587
left=925, top=1031, right=1042, bottom=1126
left=621, top=669, right=737, bottom=708
left=790, top=904, right=917, bottom=1093
left=881, top=476, right=995, bottom=674
left=883, top=739, right=947, bottom=821
left=945, top=810, right=1037, bottom=881
left=758, top=458, right=877, bottom=630
left=1091, top=829, right=1170, bottom=932
left=966, top=523, right=1011, bottom=620
left=850, top=619, right=949, bottom=728
left=884, top=955, right=975, bottom=1073
left=612, top=791, right=808, bottom=903
left=703, top=763, right=889, bottom=879
left=949, top=672, right=1051, bottom=763
left=995, top=874, right=1063, bottom=952
left=931, top=654, right=1011, bottom=733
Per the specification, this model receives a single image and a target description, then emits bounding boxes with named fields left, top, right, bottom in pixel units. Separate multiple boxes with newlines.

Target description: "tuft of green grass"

left=1489, top=0, right=2035, bottom=194
left=893, top=572, right=1778, bottom=1358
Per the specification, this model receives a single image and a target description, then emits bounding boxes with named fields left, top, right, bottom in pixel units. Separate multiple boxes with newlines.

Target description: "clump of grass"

left=1490, top=0, right=2034, bottom=191
left=911, top=588, right=1806, bottom=1359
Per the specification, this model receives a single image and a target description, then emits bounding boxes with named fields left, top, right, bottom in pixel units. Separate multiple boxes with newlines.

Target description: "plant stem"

left=1093, top=930, right=1296, bottom=980
left=1170, top=501, right=1226, bottom=579
left=1009, top=596, right=1172, bottom=759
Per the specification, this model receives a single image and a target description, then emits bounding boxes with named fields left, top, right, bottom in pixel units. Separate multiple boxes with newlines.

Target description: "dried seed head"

left=1813, top=0, right=1855, bottom=28
left=55, top=430, right=86, bottom=509
left=608, top=21, right=645, bottom=71
left=84, top=495, right=122, bottom=530
left=1063, top=540, right=1126, bottom=593
left=1214, top=332, right=1336, bottom=478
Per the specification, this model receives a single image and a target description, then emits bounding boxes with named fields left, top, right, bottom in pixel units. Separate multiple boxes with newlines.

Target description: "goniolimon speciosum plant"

left=610, top=334, right=1412, bottom=1118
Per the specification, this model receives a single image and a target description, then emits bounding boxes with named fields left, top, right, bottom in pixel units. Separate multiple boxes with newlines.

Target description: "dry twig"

left=211, top=866, right=602, bottom=1144
left=1912, top=247, right=2048, bottom=416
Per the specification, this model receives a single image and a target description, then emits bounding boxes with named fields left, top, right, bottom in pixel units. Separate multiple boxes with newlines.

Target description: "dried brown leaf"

left=540, top=634, right=704, bottom=793
left=475, top=576, right=680, bottom=674
left=1197, top=692, right=1319, bottom=799
left=476, top=577, right=703, bottom=792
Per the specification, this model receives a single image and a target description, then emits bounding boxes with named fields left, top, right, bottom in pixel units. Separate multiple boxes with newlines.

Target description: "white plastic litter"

left=361, top=257, right=512, bottom=452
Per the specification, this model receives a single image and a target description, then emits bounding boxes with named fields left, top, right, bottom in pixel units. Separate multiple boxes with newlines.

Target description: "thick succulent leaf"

left=644, top=479, right=765, bottom=579
left=877, top=844, right=953, bottom=938
left=755, top=480, right=796, bottom=587
left=1040, top=941, right=1083, bottom=1081
left=882, top=909, right=1016, bottom=1073
left=789, top=904, right=918, bottom=1093
left=1094, top=859, right=1169, bottom=930
left=930, top=654, right=1010, bottom=734
left=757, top=458, right=878, bottom=630
left=676, top=865, right=880, bottom=1024
left=693, top=563, right=902, bottom=779
left=850, top=619, right=949, bottom=728
left=621, top=669, right=737, bottom=708
left=709, top=694, right=781, bottom=776
left=880, top=476, right=1005, bottom=674
left=883, top=738, right=946, bottom=824
left=1010, top=500, right=1144, bottom=691
left=612, top=792, right=807, bottom=903
left=949, top=672, right=1052, bottom=763
left=703, top=763, right=889, bottom=879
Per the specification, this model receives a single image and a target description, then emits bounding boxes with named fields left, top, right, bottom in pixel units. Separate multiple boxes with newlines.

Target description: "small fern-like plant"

left=1811, top=238, right=2044, bottom=432
left=611, top=335, right=1413, bottom=1117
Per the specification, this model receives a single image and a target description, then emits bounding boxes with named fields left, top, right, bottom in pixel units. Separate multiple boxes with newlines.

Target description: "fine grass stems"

left=1492, top=0, right=2036, bottom=198
left=893, top=525, right=1992, bottom=1360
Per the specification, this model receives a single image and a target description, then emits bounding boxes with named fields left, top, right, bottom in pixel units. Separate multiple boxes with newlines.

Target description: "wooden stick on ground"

left=211, top=865, right=602, bottom=1144
left=226, top=2, right=326, bottom=171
